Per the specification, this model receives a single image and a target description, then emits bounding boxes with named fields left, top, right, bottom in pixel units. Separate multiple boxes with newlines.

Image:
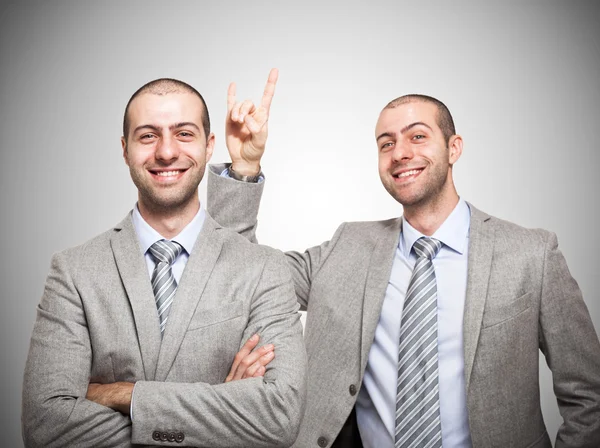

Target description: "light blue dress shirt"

left=129, top=203, right=206, bottom=418
left=356, top=199, right=473, bottom=448
left=131, top=203, right=206, bottom=283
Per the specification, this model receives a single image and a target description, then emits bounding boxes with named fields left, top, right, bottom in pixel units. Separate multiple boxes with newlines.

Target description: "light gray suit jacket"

left=22, top=211, right=307, bottom=447
left=207, top=165, right=600, bottom=448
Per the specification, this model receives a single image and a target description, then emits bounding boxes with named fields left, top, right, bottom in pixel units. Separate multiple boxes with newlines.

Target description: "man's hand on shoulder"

left=225, top=68, right=278, bottom=176
left=86, top=381, right=134, bottom=415
left=226, top=333, right=275, bottom=382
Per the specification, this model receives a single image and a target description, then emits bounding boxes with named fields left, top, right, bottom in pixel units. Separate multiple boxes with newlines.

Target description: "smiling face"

left=376, top=100, right=462, bottom=212
left=122, top=91, right=214, bottom=215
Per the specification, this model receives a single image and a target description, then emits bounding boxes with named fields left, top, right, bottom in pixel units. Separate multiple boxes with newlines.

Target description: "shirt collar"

left=400, top=198, right=471, bottom=257
left=131, top=203, right=206, bottom=256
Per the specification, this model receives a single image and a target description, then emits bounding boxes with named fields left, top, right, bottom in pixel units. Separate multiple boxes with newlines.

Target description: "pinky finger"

left=253, top=365, right=266, bottom=378
left=243, top=361, right=262, bottom=379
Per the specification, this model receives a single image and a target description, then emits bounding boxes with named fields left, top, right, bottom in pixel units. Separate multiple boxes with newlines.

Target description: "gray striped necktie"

left=395, top=237, right=443, bottom=448
left=149, top=239, right=183, bottom=335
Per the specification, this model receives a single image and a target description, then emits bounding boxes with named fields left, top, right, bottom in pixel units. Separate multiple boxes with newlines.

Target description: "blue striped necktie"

left=395, top=237, right=443, bottom=448
left=148, top=239, right=183, bottom=336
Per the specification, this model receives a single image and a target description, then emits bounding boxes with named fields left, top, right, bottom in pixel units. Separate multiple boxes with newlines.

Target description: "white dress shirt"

left=356, top=199, right=473, bottom=447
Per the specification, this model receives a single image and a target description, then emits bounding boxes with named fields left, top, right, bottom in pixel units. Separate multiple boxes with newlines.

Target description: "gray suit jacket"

left=207, top=164, right=600, bottom=448
left=22, top=211, right=307, bottom=447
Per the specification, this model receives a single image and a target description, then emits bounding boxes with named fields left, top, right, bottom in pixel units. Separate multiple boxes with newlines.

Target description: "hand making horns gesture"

left=225, top=68, right=278, bottom=176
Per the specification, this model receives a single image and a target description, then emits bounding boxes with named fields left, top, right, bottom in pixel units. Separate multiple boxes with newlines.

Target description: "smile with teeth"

left=394, top=168, right=423, bottom=178
left=155, top=170, right=182, bottom=177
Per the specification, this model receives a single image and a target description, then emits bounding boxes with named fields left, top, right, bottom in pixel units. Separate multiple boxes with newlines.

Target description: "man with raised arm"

left=22, top=72, right=306, bottom=447
left=209, top=82, right=600, bottom=447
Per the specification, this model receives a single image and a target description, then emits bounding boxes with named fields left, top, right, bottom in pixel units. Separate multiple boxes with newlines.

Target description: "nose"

left=391, top=140, right=414, bottom=163
left=155, top=135, right=179, bottom=163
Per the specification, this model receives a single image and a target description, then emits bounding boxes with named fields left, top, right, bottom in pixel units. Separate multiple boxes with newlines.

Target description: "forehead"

left=375, top=101, right=440, bottom=135
left=128, top=92, right=204, bottom=128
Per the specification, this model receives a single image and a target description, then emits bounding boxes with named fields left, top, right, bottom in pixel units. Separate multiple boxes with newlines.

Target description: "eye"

left=178, top=131, right=195, bottom=139
left=413, top=134, right=426, bottom=140
left=140, top=133, right=156, bottom=140
left=380, top=141, right=394, bottom=151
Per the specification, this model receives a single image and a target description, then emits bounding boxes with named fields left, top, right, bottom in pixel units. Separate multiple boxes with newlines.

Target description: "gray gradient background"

left=1, top=1, right=599, bottom=445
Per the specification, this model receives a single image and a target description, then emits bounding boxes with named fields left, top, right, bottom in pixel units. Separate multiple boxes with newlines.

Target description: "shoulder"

left=49, top=215, right=129, bottom=268
left=469, top=203, right=554, bottom=251
left=334, top=217, right=401, bottom=242
left=215, top=224, right=284, bottom=261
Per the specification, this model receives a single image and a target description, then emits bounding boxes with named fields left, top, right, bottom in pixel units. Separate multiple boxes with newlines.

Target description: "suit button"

left=349, top=384, right=357, bottom=396
left=168, top=432, right=176, bottom=442
left=175, top=432, right=185, bottom=443
left=318, top=436, right=328, bottom=447
left=152, top=431, right=161, bottom=441
left=160, top=432, right=168, bottom=441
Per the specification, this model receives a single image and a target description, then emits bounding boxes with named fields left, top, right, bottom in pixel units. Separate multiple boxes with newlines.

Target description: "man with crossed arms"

left=211, top=72, right=600, bottom=447
left=22, top=73, right=306, bottom=447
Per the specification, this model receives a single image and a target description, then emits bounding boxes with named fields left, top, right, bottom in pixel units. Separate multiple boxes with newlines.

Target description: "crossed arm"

left=85, top=336, right=276, bottom=414
left=23, top=247, right=306, bottom=448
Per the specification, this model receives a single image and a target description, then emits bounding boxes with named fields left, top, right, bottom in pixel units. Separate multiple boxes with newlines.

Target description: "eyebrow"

left=133, top=122, right=201, bottom=135
left=376, top=131, right=396, bottom=142
left=376, top=122, right=433, bottom=141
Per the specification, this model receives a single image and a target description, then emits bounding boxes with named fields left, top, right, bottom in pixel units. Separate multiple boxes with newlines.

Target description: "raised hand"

left=225, top=68, right=278, bottom=176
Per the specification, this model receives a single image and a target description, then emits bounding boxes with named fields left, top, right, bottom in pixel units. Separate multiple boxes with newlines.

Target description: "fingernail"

left=265, top=344, right=274, bottom=351
left=250, top=334, right=258, bottom=341
left=265, top=351, right=274, bottom=359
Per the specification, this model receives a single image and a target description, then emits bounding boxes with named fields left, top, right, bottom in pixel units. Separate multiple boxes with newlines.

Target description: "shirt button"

left=349, top=384, right=357, bottom=396
left=318, top=436, right=328, bottom=447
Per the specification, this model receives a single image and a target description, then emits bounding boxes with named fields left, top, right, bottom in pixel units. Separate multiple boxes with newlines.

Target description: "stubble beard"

left=382, top=161, right=450, bottom=210
left=129, top=164, right=205, bottom=214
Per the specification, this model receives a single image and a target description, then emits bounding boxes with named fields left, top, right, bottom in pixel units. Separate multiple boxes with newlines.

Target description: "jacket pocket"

left=482, top=291, right=533, bottom=329
left=187, top=300, right=244, bottom=331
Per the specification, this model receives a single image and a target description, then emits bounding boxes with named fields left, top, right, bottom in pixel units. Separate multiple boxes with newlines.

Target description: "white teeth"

left=156, top=170, right=180, bottom=177
left=396, top=169, right=421, bottom=178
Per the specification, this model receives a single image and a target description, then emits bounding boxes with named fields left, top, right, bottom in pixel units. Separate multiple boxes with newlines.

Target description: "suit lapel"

left=360, top=218, right=402, bottom=373
left=111, top=213, right=162, bottom=381
left=463, top=204, right=495, bottom=393
left=154, top=214, right=224, bottom=381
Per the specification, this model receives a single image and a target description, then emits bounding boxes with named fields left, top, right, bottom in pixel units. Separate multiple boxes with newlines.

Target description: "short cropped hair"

left=384, top=94, right=455, bottom=143
left=123, top=78, right=210, bottom=141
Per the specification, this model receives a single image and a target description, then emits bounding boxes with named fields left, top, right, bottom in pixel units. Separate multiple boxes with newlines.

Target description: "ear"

left=121, top=137, right=129, bottom=166
left=448, top=134, right=463, bottom=166
left=205, top=132, right=215, bottom=163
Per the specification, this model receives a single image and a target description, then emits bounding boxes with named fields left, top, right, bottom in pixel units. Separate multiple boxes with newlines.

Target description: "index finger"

left=260, top=68, right=279, bottom=112
left=227, top=82, right=237, bottom=113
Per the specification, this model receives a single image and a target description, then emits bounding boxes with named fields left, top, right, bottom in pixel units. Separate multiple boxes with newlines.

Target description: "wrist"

left=114, top=382, right=134, bottom=415
left=230, top=160, right=261, bottom=177
left=229, top=163, right=262, bottom=183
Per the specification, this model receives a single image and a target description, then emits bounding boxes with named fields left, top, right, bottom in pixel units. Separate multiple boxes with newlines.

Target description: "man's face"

left=122, top=92, right=214, bottom=212
left=376, top=101, right=460, bottom=208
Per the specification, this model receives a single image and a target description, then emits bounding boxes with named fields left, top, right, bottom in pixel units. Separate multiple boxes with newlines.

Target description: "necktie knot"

left=412, top=237, right=442, bottom=260
left=149, top=239, right=183, bottom=265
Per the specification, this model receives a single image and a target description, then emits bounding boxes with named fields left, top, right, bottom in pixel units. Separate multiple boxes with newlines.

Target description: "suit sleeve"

left=22, top=251, right=133, bottom=448
left=538, top=232, right=600, bottom=447
left=130, top=250, right=308, bottom=447
left=207, top=163, right=344, bottom=311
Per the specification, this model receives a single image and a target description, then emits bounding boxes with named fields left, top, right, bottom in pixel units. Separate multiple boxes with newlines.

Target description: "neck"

left=403, top=188, right=460, bottom=236
left=137, top=198, right=200, bottom=239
